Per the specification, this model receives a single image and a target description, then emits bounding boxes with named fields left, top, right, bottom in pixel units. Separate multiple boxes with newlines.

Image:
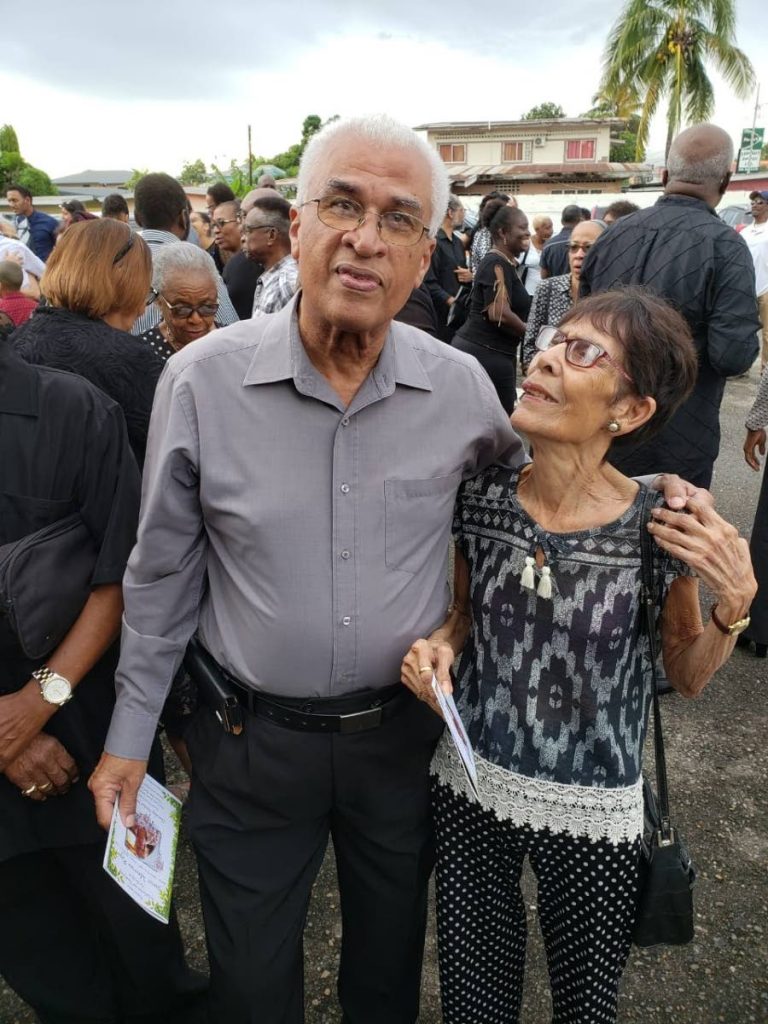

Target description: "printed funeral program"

left=431, top=675, right=479, bottom=799
left=103, top=773, right=182, bottom=924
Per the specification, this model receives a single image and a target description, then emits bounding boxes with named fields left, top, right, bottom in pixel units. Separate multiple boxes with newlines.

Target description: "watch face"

left=43, top=676, right=71, bottom=704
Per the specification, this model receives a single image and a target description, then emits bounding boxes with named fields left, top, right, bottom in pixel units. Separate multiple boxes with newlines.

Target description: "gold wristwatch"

left=32, top=667, right=73, bottom=707
left=710, top=605, right=751, bottom=637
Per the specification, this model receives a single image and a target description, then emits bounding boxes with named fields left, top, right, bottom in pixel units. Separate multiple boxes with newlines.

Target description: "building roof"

left=414, top=118, right=624, bottom=132
left=448, top=162, right=653, bottom=187
left=52, top=169, right=133, bottom=186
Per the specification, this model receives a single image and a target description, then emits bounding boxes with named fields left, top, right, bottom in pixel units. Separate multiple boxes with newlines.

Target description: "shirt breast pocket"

left=384, top=471, right=463, bottom=576
left=0, top=493, right=76, bottom=542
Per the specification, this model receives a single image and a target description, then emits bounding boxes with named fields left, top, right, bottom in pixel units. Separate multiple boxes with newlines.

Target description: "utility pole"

left=751, top=83, right=761, bottom=142
left=248, top=124, right=253, bottom=187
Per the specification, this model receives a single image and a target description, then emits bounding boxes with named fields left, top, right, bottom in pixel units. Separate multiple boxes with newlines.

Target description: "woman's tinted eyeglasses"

left=158, top=293, right=219, bottom=318
left=534, top=326, right=634, bottom=385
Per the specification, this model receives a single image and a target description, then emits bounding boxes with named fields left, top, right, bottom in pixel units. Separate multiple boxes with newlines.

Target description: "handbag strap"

left=639, top=488, right=673, bottom=842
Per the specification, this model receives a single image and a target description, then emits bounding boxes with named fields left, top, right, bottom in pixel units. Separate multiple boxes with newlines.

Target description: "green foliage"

left=125, top=169, right=149, bottom=190
left=521, top=103, right=566, bottom=120
left=0, top=123, right=57, bottom=195
left=599, top=0, right=755, bottom=159
left=0, top=124, right=20, bottom=152
left=762, top=143, right=768, bottom=161
left=177, top=159, right=208, bottom=185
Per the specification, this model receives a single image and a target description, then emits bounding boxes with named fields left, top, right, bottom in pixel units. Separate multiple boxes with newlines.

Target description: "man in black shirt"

left=424, top=194, right=473, bottom=340
left=214, top=199, right=262, bottom=319
left=580, top=123, right=760, bottom=487
left=540, top=204, right=583, bottom=279
left=0, top=344, right=205, bottom=1022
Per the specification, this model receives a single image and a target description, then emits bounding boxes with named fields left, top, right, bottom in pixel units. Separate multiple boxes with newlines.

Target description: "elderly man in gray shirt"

left=90, top=116, right=693, bottom=1024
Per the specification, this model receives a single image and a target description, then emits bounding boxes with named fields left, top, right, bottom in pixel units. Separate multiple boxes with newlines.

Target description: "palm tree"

left=599, top=0, right=755, bottom=159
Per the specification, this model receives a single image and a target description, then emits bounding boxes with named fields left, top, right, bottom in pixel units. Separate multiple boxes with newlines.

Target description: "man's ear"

left=289, top=205, right=301, bottom=261
left=718, top=172, right=732, bottom=196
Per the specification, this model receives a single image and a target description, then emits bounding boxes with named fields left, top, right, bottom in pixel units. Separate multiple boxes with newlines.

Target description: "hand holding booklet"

left=103, top=774, right=182, bottom=924
left=431, top=675, right=479, bottom=800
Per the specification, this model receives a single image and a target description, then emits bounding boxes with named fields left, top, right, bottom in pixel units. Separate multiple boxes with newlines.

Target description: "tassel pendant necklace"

left=520, top=548, right=554, bottom=600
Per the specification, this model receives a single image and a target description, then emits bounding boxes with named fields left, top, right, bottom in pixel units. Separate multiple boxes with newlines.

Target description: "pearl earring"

left=607, top=420, right=621, bottom=433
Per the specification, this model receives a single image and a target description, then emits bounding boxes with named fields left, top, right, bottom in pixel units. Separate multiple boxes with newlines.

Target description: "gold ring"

left=39, top=782, right=53, bottom=792
left=418, top=666, right=433, bottom=674
left=22, top=784, right=37, bottom=796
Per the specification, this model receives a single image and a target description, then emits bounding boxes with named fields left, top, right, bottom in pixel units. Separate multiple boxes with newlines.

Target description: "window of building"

left=438, top=144, right=466, bottom=163
left=565, top=139, right=596, bottom=161
left=502, top=141, right=525, bottom=162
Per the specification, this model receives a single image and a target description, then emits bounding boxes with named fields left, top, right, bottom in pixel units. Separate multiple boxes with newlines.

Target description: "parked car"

left=719, top=204, right=754, bottom=230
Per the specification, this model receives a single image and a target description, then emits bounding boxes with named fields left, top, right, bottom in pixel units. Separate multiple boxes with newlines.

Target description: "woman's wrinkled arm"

left=400, top=547, right=472, bottom=714
left=652, top=500, right=756, bottom=697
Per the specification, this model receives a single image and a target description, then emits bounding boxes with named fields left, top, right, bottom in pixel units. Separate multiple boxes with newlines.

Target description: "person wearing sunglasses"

left=522, top=218, right=606, bottom=370
left=402, top=287, right=755, bottom=1024
left=140, top=242, right=220, bottom=362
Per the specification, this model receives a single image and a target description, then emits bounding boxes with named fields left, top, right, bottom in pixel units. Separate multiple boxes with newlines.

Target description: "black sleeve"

left=75, top=401, right=142, bottom=587
left=473, top=255, right=501, bottom=310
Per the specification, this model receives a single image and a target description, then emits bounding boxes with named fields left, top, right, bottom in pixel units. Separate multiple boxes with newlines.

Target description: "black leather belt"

left=229, top=681, right=410, bottom=734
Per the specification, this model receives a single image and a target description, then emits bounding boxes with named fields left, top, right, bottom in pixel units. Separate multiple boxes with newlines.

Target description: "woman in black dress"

left=11, top=219, right=163, bottom=467
left=453, top=206, right=532, bottom=412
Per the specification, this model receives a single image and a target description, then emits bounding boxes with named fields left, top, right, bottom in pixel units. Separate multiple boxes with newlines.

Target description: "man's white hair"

left=296, top=114, right=450, bottom=237
left=152, top=241, right=218, bottom=294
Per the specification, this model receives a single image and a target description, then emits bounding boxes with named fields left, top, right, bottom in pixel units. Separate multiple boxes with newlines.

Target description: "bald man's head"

left=241, top=187, right=284, bottom=215
left=665, top=124, right=733, bottom=201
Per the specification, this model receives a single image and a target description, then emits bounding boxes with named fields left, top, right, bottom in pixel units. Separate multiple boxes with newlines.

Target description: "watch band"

left=32, top=666, right=57, bottom=686
left=710, top=604, right=750, bottom=636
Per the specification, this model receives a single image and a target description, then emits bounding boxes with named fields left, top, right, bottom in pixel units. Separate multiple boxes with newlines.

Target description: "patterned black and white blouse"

left=521, top=274, right=572, bottom=367
left=432, top=465, right=689, bottom=844
left=140, top=325, right=176, bottom=363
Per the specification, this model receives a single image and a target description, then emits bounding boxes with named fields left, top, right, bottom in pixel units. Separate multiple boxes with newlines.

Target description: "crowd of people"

left=0, top=114, right=765, bottom=1024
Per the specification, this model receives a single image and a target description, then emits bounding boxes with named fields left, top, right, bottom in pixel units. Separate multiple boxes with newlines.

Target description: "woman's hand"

left=0, top=683, right=55, bottom=773
left=4, top=734, right=79, bottom=800
left=744, top=428, right=766, bottom=472
left=648, top=498, right=756, bottom=614
left=401, top=638, right=455, bottom=718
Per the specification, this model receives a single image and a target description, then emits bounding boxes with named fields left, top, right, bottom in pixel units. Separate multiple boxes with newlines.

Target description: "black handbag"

left=633, top=492, right=696, bottom=947
left=0, top=513, right=96, bottom=660
left=446, top=283, right=472, bottom=330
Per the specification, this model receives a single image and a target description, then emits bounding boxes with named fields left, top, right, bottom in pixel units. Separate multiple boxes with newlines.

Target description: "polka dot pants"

left=433, top=778, right=641, bottom=1024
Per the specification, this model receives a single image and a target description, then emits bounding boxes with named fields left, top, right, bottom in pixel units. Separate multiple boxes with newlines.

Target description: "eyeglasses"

left=212, top=217, right=239, bottom=229
left=243, top=224, right=274, bottom=235
left=303, top=195, right=429, bottom=246
left=159, top=294, right=219, bottom=319
left=534, top=325, right=634, bottom=384
left=568, top=241, right=593, bottom=253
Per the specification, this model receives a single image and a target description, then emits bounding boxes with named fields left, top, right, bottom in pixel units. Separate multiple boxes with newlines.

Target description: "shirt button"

left=340, top=483, right=350, bottom=494
left=341, top=417, right=350, bottom=427
left=342, top=616, right=352, bottom=626
left=341, top=550, right=350, bottom=560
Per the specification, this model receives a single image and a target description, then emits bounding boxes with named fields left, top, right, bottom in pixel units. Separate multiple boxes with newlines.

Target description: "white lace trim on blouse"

left=432, top=735, right=643, bottom=846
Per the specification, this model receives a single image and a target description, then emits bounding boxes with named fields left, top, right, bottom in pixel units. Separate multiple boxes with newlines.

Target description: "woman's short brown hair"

left=41, top=220, right=152, bottom=320
left=559, top=288, right=699, bottom=448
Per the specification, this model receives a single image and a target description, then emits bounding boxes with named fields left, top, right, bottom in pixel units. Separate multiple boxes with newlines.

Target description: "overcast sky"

left=3, top=0, right=767, bottom=180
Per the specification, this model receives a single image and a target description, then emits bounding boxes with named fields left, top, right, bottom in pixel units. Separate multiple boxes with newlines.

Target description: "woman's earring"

left=607, top=420, right=621, bottom=433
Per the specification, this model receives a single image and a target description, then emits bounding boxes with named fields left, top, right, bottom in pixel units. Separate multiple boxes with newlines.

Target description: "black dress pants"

left=0, top=842, right=207, bottom=1024
left=185, top=692, right=443, bottom=1024
left=451, top=336, right=518, bottom=414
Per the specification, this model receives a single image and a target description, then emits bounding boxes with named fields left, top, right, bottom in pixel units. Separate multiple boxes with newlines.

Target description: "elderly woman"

left=522, top=217, right=607, bottom=369
left=453, top=205, right=532, bottom=412
left=141, top=242, right=220, bottom=362
left=520, top=213, right=553, bottom=296
left=11, top=219, right=162, bottom=467
left=189, top=209, right=224, bottom=273
left=402, top=289, right=755, bottom=1024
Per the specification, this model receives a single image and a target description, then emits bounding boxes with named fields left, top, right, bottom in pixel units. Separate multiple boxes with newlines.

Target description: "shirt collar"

left=0, top=342, right=40, bottom=415
left=139, top=228, right=183, bottom=245
left=243, top=292, right=433, bottom=395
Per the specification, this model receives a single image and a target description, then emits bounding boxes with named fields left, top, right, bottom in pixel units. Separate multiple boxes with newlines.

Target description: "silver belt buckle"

left=339, top=706, right=383, bottom=734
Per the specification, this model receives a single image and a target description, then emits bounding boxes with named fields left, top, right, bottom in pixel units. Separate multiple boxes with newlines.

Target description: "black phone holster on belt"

left=183, top=635, right=243, bottom=736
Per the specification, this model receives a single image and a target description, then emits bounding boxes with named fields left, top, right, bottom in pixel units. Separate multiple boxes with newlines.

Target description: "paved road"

left=3, top=368, right=767, bottom=1024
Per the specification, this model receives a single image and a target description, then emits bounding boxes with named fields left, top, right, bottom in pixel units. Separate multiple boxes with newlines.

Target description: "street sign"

left=737, top=127, right=764, bottom=174
left=741, top=127, right=765, bottom=150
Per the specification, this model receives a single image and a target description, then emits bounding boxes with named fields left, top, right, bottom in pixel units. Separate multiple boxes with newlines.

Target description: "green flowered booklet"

left=102, top=774, right=182, bottom=924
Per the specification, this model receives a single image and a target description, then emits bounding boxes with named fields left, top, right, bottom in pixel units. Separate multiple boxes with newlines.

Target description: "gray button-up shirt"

left=106, top=296, right=525, bottom=759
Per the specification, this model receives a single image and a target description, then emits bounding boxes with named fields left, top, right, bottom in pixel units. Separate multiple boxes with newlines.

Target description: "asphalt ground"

left=2, top=366, right=767, bottom=1024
